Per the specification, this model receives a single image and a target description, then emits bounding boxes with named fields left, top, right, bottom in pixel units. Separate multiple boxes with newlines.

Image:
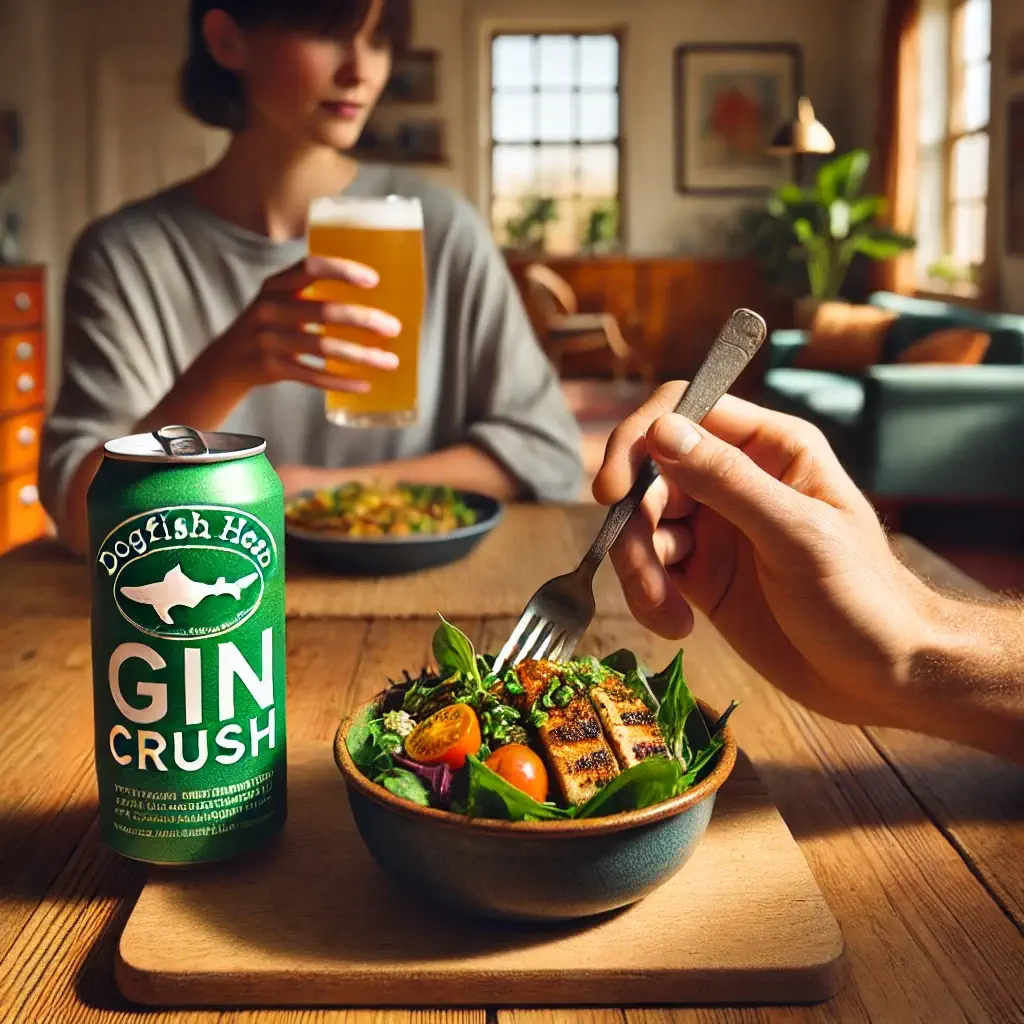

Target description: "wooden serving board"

left=116, top=743, right=844, bottom=1008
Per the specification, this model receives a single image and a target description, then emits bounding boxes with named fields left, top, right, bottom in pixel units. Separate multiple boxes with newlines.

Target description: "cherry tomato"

left=405, top=704, right=481, bottom=770
left=485, top=743, right=549, bottom=803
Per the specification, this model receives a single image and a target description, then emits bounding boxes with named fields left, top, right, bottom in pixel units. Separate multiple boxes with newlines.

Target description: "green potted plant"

left=505, top=195, right=559, bottom=253
left=581, top=200, right=619, bottom=254
left=765, top=149, right=916, bottom=323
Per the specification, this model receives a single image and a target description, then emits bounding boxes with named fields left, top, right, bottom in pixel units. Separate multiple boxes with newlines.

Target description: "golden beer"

left=306, top=196, right=425, bottom=427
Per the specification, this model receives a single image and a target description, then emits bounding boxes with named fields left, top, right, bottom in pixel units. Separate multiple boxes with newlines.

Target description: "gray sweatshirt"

left=40, top=164, right=583, bottom=526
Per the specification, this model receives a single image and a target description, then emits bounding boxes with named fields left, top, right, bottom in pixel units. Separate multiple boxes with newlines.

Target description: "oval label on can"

left=96, top=506, right=278, bottom=640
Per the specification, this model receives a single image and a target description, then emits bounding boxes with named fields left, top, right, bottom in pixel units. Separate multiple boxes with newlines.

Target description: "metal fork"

left=492, top=308, right=767, bottom=675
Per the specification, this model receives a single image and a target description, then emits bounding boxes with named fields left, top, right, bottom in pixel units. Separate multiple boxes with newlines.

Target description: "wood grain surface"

left=0, top=505, right=630, bottom=620
left=0, top=513, right=1022, bottom=1024
left=115, top=745, right=843, bottom=1008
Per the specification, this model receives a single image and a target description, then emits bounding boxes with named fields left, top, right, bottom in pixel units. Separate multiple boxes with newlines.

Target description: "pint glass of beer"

left=306, top=195, right=425, bottom=428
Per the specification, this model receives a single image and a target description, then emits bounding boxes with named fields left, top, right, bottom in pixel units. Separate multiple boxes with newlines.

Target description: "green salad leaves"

left=350, top=619, right=738, bottom=823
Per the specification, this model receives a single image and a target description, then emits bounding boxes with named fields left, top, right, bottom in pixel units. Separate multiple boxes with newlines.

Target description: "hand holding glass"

left=306, top=196, right=426, bottom=428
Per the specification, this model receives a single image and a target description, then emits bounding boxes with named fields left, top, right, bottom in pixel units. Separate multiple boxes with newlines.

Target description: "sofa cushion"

left=762, top=369, right=865, bottom=427
left=895, top=328, right=991, bottom=365
left=793, top=303, right=897, bottom=372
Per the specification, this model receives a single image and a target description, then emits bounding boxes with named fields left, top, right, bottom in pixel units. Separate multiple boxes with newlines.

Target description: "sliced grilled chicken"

left=514, top=660, right=620, bottom=805
left=589, top=677, right=669, bottom=768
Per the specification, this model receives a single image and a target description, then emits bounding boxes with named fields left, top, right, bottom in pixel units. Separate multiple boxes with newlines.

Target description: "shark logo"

left=100, top=506, right=277, bottom=640
left=120, top=564, right=260, bottom=625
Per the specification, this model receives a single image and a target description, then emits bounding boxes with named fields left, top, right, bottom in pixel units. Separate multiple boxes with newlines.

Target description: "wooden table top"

left=1, top=505, right=1022, bottom=1023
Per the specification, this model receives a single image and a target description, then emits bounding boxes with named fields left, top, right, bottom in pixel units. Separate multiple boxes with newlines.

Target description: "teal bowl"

left=333, top=693, right=737, bottom=922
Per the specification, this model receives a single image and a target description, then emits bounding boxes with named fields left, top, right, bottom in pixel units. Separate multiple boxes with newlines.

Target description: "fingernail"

left=373, top=313, right=401, bottom=336
left=657, top=417, right=701, bottom=458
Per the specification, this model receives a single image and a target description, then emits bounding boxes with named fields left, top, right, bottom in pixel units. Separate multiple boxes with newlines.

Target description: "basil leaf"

left=711, top=700, right=740, bottom=737
left=574, top=757, right=684, bottom=819
left=349, top=716, right=397, bottom=777
left=462, top=756, right=571, bottom=821
left=676, top=735, right=725, bottom=791
left=651, top=651, right=705, bottom=767
left=601, top=649, right=650, bottom=678
left=623, top=668, right=660, bottom=712
left=432, top=615, right=480, bottom=684
left=376, top=767, right=431, bottom=807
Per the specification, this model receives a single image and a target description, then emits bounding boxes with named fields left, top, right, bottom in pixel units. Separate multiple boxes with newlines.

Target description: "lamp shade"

left=767, top=96, right=836, bottom=155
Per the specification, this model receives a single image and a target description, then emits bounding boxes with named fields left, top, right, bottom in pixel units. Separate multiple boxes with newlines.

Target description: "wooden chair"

left=522, top=263, right=651, bottom=385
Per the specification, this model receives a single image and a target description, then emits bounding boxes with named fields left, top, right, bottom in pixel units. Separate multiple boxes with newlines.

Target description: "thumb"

left=646, top=414, right=812, bottom=553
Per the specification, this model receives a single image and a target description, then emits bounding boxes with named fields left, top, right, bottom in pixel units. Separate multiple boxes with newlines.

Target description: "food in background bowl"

left=333, top=617, right=738, bottom=921
left=285, top=482, right=478, bottom=538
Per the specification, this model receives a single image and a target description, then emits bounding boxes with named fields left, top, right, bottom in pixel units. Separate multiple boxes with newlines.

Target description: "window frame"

left=487, top=29, right=627, bottom=254
left=918, top=0, right=991, bottom=300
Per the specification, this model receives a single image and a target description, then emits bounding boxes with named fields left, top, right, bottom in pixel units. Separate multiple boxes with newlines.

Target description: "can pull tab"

left=153, top=425, right=210, bottom=458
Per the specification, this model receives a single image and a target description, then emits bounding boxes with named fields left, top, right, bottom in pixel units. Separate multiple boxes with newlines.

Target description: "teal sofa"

left=761, top=292, right=1024, bottom=501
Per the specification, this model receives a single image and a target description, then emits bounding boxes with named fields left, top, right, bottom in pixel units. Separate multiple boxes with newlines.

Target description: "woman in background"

left=41, top=0, right=583, bottom=555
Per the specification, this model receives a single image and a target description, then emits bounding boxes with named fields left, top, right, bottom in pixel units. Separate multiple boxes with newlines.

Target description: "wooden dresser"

left=0, top=265, right=47, bottom=556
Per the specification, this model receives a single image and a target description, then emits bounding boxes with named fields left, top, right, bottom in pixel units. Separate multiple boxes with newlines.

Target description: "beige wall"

left=992, top=0, right=1024, bottom=313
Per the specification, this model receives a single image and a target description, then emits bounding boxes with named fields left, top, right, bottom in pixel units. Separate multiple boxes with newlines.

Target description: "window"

left=490, top=33, right=622, bottom=255
left=916, top=0, right=990, bottom=294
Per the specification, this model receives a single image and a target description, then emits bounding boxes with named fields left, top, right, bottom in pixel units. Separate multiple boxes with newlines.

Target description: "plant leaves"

left=574, top=757, right=685, bottom=819
left=649, top=651, right=709, bottom=769
left=461, top=756, right=571, bottom=821
left=816, top=148, right=870, bottom=205
left=849, top=195, right=886, bottom=224
left=829, top=199, right=851, bottom=240
left=676, top=735, right=725, bottom=791
left=852, top=230, right=917, bottom=259
left=432, top=615, right=480, bottom=683
left=623, top=668, right=660, bottom=712
left=375, top=767, right=431, bottom=807
left=349, top=717, right=401, bottom=778
left=600, top=649, right=649, bottom=677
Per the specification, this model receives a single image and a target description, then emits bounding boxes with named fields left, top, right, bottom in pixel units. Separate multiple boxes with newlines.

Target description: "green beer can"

left=87, top=426, right=287, bottom=864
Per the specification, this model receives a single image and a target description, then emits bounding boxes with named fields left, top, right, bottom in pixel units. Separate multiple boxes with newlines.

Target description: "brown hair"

left=181, top=0, right=412, bottom=131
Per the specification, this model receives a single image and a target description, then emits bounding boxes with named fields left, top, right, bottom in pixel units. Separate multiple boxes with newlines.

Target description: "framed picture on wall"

left=383, top=50, right=438, bottom=103
left=674, top=43, right=803, bottom=195
left=1009, top=96, right=1024, bottom=256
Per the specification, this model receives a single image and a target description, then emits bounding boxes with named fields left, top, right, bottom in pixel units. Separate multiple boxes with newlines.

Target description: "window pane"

left=546, top=198, right=580, bottom=255
left=492, top=92, right=534, bottom=142
left=538, top=91, right=573, bottom=142
left=952, top=200, right=986, bottom=265
left=493, top=36, right=534, bottom=89
left=580, top=35, right=618, bottom=88
left=918, top=5, right=949, bottom=146
left=961, top=0, right=990, bottom=62
left=579, top=144, right=619, bottom=197
left=962, top=61, right=990, bottom=132
left=492, top=145, right=535, bottom=198
left=492, top=196, right=524, bottom=245
left=539, top=35, right=574, bottom=88
left=915, top=143, right=944, bottom=281
left=952, top=132, right=989, bottom=201
left=579, top=92, right=618, bottom=142
left=537, top=145, right=575, bottom=196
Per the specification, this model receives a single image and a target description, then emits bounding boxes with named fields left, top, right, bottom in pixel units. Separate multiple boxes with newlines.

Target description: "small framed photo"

left=384, top=50, right=438, bottom=104
left=394, top=120, right=445, bottom=163
left=674, top=43, right=802, bottom=195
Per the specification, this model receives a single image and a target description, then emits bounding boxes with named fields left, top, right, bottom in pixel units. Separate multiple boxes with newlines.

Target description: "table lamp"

left=767, top=96, right=836, bottom=156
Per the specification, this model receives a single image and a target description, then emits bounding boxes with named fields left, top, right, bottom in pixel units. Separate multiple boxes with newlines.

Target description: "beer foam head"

left=308, top=195, right=423, bottom=230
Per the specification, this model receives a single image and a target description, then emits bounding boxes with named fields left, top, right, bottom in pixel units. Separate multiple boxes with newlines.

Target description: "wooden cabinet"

left=0, top=266, right=47, bottom=556
left=508, top=254, right=793, bottom=397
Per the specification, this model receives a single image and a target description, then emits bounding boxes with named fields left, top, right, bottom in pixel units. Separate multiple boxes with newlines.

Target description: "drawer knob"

left=16, top=373, right=35, bottom=393
left=15, top=340, right=33, bottom=360
left=18, top=484, right=38, bottom=506
left=16, top=425, right=36, bottom=446
left=14, top=292, right=32, bottom=312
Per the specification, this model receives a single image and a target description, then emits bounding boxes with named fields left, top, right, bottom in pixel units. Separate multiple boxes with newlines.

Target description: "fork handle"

left=579, top=308, right=767, bottom=574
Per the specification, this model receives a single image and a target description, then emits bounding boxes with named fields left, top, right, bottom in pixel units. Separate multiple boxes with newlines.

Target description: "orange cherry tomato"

left=405, top=703, right=481, bottom=770
left=485, top=743, right=549, bottom=803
